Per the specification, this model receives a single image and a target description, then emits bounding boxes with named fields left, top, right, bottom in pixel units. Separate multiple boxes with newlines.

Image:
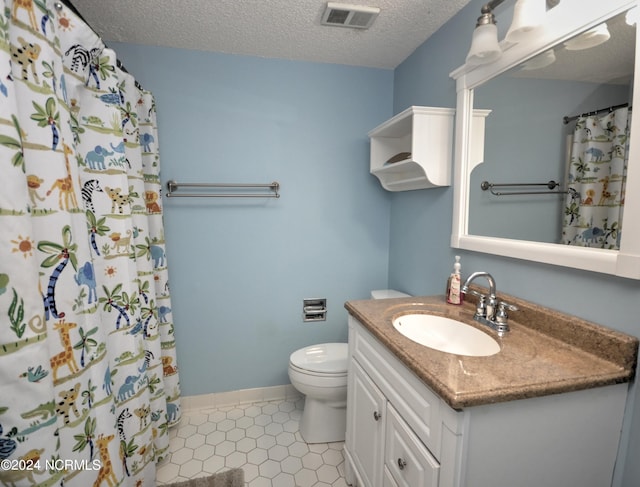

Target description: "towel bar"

left=166, top=180, right=280, bottom=198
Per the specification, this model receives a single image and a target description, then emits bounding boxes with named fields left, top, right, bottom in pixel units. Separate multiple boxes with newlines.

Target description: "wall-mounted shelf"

left=369, top=106, right=455, bottom=191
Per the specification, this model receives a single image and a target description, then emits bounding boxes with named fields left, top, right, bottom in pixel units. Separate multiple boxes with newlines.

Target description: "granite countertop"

left=344, top=291, right=639, bottom=410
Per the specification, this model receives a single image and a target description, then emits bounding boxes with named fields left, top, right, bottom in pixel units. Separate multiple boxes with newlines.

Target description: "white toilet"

left=288, top=289, right=410, bottom=443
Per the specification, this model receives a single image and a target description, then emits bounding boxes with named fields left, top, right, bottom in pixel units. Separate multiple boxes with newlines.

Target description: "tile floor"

left=156, top=396, right=349, bottom=486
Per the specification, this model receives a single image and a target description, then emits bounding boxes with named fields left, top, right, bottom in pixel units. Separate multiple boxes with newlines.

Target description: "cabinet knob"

left=373, top=411, right=381, bottom=421
left=397, top=458, right=407, bottom=470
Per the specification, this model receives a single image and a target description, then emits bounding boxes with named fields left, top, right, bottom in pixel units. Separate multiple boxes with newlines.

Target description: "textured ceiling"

left=511, top=10, right=635, bottom=84
left=70, top=0, right=472, bottom=69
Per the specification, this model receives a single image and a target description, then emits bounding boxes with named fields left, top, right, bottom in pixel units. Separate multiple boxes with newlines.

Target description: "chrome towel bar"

left=480, top=180, right=569, bottom=196
left=166, top=180, right=280, bottom=198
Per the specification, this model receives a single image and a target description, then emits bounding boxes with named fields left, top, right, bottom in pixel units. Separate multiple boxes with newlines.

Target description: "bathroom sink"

left=392, top=314, right=500, bottom=357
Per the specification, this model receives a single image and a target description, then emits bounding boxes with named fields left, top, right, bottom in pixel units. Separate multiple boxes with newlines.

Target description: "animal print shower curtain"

left=0, top=1, right=181, bottom=485
left=561, top=107, right=630, bottom=249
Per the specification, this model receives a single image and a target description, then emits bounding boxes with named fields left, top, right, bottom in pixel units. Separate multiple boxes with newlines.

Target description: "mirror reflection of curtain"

left=562, top=107, right=630, bottom=249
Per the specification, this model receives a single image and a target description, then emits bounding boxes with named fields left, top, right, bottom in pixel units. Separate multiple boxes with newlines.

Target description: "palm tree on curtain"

left=81, top=379, right=97, bottom=410
left=139, top=299, right=157, bottom=338
left=118, top=101, right=138, bottom=130
left=72, top=416, right=96, bottom=460
left=87, top=54, right=115, bottom=89
left=30, top=97, right=60, bottom=151
left=86, top=210, right=110, bottom=256
left=120, top=438, right=138, bottom=477
left=136, top=278, right=150, bottom=304
left=74, top=326, right=98, bottom=367
left=99, top=284, right=139, bottom=329
left=38, top=225, right=78, bottom=319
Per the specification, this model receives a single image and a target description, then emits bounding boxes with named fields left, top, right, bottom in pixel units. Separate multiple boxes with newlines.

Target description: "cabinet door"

left=352, top=318, right=443, bottom=456
left=346, top=361, right=386, bottom=487
left=383, top=466, right=401, bottom=487
left=385, top=404, right=440, bottom=487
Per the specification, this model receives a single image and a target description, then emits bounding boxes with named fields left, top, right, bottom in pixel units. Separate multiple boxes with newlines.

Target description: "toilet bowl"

left=288, top=343, right=348, bottom=443
left=288, top=289, right=410, bottom=444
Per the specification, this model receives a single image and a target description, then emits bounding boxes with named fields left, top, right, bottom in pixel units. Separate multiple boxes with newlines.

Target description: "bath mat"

left=164, top=468, right=244, bottom=487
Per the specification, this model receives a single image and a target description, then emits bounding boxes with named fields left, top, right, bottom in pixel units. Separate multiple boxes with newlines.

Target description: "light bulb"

left=505, top=0, right=546, bottom=44
left=466, top=22, right=502, bottom=65
left=564, top=23, right=610, bottom=51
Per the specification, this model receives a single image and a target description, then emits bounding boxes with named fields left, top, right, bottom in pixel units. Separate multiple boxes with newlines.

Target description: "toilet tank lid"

left=371, top=289, right=411, bottom=299
left=290, top=343, right=348, bottom=374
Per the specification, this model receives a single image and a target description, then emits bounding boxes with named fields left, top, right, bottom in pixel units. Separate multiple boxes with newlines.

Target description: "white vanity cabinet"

left=347, top=361, right=440, bottom=487
left=344, top=315, right=629, bottom=487
left=346, top=316, right=445, bottom=487
left=347, top=361, right=385, bottom=487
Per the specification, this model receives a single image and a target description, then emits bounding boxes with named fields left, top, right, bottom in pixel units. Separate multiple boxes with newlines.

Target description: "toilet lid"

left=289, top=343, right=348, bottom=374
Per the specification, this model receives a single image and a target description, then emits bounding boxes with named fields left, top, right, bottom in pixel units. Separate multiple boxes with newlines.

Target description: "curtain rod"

left=563, top=102, right=631, bottom=125
left=57, top=0, right=143, bottom=90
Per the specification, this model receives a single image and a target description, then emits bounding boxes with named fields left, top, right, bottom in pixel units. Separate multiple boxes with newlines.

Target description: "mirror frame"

left=450, top=0, right=640, bottom=279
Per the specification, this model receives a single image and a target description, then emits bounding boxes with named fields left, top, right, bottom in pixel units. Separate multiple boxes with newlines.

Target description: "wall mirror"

left=451, top=0, right=640, bottom=279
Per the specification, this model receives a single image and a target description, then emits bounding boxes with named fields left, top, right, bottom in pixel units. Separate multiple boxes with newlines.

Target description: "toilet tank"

left=371, top=289, right=411, bottom=299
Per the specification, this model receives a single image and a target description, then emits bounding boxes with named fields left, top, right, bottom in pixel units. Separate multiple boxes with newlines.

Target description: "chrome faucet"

left=461, top=271, right=517, bottom=336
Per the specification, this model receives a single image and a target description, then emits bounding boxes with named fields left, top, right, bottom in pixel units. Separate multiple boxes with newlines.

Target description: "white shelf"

left=369, top=106, right=455, bottom=191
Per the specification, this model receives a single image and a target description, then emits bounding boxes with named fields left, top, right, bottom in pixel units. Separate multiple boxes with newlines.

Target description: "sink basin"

left=392, top=314, right=500, bottom=357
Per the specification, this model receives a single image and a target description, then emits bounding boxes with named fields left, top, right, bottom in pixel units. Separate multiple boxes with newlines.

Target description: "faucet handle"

left=463, top=288, right=487, bottom=318
left=496, top=301, right=518, bottom=324
left=499, top=301, right=518, bottom=312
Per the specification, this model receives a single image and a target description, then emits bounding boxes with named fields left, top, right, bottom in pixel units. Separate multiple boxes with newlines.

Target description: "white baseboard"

left=180, top=384, right=302, bottom=412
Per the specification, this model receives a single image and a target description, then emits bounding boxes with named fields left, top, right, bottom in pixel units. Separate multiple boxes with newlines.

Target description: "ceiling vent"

left=321, top=2, right=380, bottom=29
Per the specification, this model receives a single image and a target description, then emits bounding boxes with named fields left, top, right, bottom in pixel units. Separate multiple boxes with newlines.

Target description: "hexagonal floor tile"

left=156, top=397, right=347, bottom=486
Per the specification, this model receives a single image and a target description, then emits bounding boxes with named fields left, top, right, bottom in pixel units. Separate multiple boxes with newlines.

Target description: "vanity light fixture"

left=466, top=0, right=560, bottom=65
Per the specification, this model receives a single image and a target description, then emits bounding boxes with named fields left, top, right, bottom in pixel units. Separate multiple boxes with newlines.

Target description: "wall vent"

left=321, top=2, right=380, bottom=29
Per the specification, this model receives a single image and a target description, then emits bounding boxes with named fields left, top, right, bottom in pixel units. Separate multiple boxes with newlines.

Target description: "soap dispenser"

left=446, top=256, right=462, bottom=305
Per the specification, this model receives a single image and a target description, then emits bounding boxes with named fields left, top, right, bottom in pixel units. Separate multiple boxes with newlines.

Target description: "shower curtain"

left=562, top=106, right=630, bottom=249
left=0, top=1, right=180, bottom=485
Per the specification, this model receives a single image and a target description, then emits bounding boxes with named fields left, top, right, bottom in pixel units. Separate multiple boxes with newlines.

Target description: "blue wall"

left=113, top=2, right=640, bottom=482
left=111, top=43, right=394, bottom=396
left=389, top=1, right=640, bottom=485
